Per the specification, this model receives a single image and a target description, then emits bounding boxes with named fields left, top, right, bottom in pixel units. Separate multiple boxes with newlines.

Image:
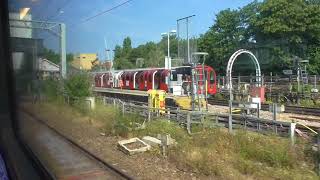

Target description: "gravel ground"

left=21, top=103, right=206, bottom=180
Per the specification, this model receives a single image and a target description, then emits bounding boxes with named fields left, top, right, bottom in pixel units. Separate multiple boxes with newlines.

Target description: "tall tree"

left=113, top=38, right=134, bottom=69
left=198, top=9, right=244, bottom=73
left=122, top=37, right=132, bottom=57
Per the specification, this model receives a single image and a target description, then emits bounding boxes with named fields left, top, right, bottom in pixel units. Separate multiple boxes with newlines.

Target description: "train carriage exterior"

left=94, top=65, right=217, bottom=96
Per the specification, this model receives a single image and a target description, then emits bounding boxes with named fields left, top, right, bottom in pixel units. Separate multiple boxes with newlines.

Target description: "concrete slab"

left=142, top=136, right=161, bottom=146
left=118, top=138, right=151, bottom=155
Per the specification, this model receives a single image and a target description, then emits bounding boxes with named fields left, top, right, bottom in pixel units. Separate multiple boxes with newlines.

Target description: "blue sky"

left=11, top=0, right=254, bottom=58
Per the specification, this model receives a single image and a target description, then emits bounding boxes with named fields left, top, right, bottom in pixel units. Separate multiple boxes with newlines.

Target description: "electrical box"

left=250, top=86, right=265, bottom=103
left=148, top=90, right=166, bottom=113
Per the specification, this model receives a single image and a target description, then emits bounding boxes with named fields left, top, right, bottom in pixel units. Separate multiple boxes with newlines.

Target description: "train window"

left=204, top=70, right=208, bottom=81
left=210, top=71, right=215, bottom=83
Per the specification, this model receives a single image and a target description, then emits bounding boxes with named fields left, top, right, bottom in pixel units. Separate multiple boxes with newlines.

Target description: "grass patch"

left=28, top=100, right=319, bottom=179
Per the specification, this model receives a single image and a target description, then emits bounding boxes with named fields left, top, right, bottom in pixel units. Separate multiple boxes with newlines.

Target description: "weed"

left=29, top=101, right=319, bottom=179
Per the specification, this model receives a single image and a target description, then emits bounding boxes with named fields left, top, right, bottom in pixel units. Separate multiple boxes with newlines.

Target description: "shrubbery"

left=64, top=73, right=91, bottom=99
left=41, top=73, right=91, bottom=102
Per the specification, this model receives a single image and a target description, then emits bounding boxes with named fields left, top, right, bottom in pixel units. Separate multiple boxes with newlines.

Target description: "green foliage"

left=198, top=8, right=245, bottom=73
left=43, top=48, right=74, bottom=65
left=42, top=78, right=60, bottom=100
left=114, top=38, right=134, bottom=69
left=198, top=0, right=320, bottom=74
left=33, top=100, right=318, bottom=179
left=135, top=120, right=187, bottom=140
left=308, top=45, right=320, bottom=74
left=64, top=73, right=91, bottom=99
left=169, top=129, right=316, bottom=179
left=114, top=37, right=166, bottom=69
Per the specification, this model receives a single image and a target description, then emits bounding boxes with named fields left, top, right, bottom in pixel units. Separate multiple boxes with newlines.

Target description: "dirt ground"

left=208, top=104, right=320, bottom=128
left=22, top=103, right=208, bottom=180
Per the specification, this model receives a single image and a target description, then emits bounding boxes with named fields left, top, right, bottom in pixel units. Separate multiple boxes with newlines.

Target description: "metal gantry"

left=9, top=19, right=67, bottom=78
left=177, top=15, right=195, bottom=64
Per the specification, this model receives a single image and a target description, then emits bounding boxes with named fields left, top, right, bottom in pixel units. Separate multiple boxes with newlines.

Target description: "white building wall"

left=9, top=13, right=32, bottom=38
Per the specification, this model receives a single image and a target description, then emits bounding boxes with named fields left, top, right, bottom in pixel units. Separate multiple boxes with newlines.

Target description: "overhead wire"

left=69, top=0, right=133, bottom=28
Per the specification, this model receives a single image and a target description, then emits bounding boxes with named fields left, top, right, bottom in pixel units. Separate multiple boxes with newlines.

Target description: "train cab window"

left=210, top=71, right=215, bottom=84
left=171, top=70, right=177, bottom=81
left=204, top=70, right=208, bottom=81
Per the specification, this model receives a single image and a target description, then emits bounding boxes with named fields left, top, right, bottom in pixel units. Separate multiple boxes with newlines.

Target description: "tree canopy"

left=43, top=48, right=74, bottom=65
left=113, top=0, right=320, bottom=75
left=113, top=37, right=167, bottom=69
left=198, top=0, right=320, bottom=75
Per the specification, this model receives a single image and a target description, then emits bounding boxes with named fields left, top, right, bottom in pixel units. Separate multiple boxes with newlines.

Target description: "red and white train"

left=94, top=65, right=217, bottom=96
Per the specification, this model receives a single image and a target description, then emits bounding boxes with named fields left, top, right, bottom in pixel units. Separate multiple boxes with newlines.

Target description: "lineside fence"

left=101, top=97, right=301, bottom=144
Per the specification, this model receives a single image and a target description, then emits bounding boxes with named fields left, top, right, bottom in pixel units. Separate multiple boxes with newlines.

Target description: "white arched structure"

left=226, top=49, right=261, bottom=91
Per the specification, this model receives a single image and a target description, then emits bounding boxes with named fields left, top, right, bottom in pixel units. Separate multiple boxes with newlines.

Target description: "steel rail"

left=21, top=109, right=134, bottom=180
left=207, top=99, right=320, bottom=117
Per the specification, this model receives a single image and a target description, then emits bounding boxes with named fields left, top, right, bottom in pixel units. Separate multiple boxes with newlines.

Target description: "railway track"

left=20, top=109, right=133, bottom=180
left=208, top=99, right=320, bottom=117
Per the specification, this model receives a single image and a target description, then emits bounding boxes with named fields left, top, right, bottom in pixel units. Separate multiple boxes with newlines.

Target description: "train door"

left=145, top=70, right=157, bottom=90
left=107, top=72, right=114, bottom=88
left=141, top=71, right=149, bottom=90
left=128, top=72, right=135, bottom=90
left=207, top=67, right=217, bottom=95
left=135, top=71, right=143, bottom=90
left=94, top=74, right=101, bottom=87
left=101, top=74, right=106, bottom=87
left=132, top=72, right=138, bottom=89
left=159, top=70, right=169, bottom=92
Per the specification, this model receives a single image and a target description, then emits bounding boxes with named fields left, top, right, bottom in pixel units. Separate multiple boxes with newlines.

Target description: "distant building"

left=71, top=53, right=99, bottom=70
left=38, top=58, right=60, bottom=79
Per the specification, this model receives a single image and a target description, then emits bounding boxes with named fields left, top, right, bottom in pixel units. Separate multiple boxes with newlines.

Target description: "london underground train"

left=94, top=65, right=217, bottom=97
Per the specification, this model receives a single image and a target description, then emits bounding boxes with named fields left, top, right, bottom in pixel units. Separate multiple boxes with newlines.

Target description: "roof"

left=38, top=58, right=60, bottom=72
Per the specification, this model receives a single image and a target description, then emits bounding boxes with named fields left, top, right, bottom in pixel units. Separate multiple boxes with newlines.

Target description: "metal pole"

left=290, top=122, right=296, bottom=146
left=270, top=72, right=273, bottom=94
left=317, top=129, right=320, bottom=175
left=60, top=23, right=66, bottom=79
left=191, top=68, right=195, bottom=111
left=297, top=66, right=301, bottom=93
left=238, top=74, right=241, bottom=91
left=314, top=75, right=317, bottom=89
left=177, top=20, right=180, bottom=59
left=228, top=99, right=233, bottom=133
left=187, top=18, right=190, bottom=63
left=167, top=32, right=170, bottom=58
left=273, top=103, right=278, bottom=134
left=257, top=103, right=260, bottom=118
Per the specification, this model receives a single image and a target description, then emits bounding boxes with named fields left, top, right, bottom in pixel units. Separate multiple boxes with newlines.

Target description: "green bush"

left=64, top=73, right=91, bottom=99
left=42, top=79, right=60, bottom=100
